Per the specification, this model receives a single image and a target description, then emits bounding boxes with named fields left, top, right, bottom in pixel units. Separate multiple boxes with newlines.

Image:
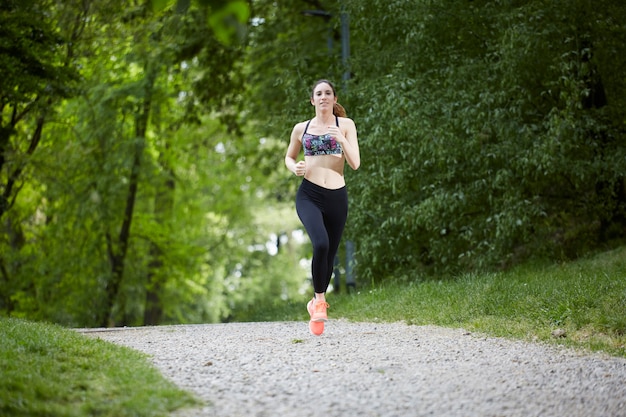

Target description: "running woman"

left=284, top=79, right=360, bottom=335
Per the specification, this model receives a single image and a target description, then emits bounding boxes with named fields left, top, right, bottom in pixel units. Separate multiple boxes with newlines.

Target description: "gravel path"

left=80, top=320, right=626, bottom=417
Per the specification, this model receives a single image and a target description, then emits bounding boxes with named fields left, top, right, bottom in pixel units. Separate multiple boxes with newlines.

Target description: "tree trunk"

left=0, top=114, right=44, bottom=315
left=0, top=115, right=44, bottom=220
left=144, top=246, right=164, bottom=326
left=101, top=67, right=156, bottom=327
left=144, top=172, right=175, bottom=324
left=142, top=89, right=176, bottom=325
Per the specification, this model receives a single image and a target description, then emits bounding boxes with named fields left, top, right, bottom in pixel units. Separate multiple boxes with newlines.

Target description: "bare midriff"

left=304, top=154, right=345, bottom=189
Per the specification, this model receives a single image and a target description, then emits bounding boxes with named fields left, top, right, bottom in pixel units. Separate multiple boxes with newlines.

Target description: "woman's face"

left=311, top=82, right=337, bottom=110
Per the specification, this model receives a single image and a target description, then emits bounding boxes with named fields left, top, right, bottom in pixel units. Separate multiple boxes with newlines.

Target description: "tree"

left=0, top=0, right=81, bottom=312
left=56, top=1, right=251, bottom=326
left=0, top=0, right=261, bottom=326
left=344, top=0, right=626, bottom=280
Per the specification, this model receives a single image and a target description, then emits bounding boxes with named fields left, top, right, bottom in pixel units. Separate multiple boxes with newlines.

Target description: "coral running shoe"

left=311, top=299, right=329, bottom=322
left=307, top=299, right=324, bottom=336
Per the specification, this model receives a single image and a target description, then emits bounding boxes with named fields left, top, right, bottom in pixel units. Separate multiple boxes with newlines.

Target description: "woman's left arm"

left=329, top=118, right=360, bottom=170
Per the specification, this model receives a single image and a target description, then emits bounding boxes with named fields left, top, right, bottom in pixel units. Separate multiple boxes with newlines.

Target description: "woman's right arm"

left=285, top=123, right=305, bottom=176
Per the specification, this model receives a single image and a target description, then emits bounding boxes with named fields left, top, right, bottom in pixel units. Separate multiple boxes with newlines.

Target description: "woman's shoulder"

left=294, top=119, right=310, bottom=128
left=291, top=120, right=310, bottom=137
left=337, top=116, right=356, bottom=127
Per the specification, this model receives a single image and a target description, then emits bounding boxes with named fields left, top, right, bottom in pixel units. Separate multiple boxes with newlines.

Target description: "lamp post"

left=301, top=10, right=333, bottom=56
left=340, top=8, right=350, bottom=90
left=302, top=7, right=350, bottom=91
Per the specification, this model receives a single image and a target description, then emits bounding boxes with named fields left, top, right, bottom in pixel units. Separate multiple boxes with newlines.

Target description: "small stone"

left=551, top=328, right=567, bottom=338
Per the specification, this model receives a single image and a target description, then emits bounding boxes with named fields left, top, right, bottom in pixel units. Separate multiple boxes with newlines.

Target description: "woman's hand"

left=294, top=160, right=306, bottom=176
left=326, top=126, right=346, bottom=145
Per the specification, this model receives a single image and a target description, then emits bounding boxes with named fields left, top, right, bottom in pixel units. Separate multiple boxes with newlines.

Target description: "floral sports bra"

left=302, top=116, right=343, bottom=156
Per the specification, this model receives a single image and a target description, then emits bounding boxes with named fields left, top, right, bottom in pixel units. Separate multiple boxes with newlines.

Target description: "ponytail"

left=333, top=102, right=347, bottom=117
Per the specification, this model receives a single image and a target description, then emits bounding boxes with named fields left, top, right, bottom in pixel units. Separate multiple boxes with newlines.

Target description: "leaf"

left=207, top=0, right=250, bottom=45
left=151, top=0, right=173, bottom=12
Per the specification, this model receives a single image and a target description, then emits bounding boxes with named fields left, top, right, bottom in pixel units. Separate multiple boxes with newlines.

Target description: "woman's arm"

left=285, top=123, right=306, bottom=176
left=328, top=118, right=360, bottom=170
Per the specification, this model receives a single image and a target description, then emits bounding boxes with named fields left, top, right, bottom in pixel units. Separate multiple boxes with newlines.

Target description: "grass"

left=0, top=318, right=199, bottom=417
left=248, top=245, right=626, bottom=357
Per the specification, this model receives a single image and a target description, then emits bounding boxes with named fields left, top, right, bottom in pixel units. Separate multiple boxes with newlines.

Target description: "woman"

left=285, top=79, right=360, bottom=335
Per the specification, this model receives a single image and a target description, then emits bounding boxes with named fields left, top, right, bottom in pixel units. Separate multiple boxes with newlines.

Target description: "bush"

left=345, top=0, right=626, bottom=281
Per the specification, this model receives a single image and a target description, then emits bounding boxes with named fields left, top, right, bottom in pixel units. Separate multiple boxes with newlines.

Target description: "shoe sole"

left=309, top=320, right=324, bottom=335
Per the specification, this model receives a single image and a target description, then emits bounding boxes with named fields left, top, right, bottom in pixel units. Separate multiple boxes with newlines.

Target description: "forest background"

left=1, top=0, right=624, bottom=328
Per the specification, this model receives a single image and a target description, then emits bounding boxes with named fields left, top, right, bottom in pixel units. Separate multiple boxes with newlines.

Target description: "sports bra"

left=302, top=116, right=343, bottom=156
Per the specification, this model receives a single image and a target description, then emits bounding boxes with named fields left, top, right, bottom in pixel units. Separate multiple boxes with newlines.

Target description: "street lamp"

left=301, top=8, right=350, bottom=91
left=301, top=10, right=333, bottom=56
left=340, top=9, right=350, bottom=89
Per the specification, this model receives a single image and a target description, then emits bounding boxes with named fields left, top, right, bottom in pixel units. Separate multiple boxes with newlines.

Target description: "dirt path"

left=80, top=321, right=626, bottom=417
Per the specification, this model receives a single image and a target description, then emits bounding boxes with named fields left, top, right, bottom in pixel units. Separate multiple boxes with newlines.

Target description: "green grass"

left=249, top=246, right=626, bottom=357
left=0, top=318, right=199, bottom=417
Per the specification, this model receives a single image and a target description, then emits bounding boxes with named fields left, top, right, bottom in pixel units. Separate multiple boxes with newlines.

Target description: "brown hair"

left=311, top=79, right=347, bottom=117
left=333, top=103, right=347, bottom=117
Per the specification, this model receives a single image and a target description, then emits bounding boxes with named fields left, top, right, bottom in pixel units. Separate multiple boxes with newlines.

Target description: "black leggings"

left=296, top=178, right=348, bottom=294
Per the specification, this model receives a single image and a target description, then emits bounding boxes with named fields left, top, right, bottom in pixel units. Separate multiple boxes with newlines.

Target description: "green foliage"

left=0, top=0, right=86, bottom=318
left=4, top=0, right=626, bottom=328
left=244, top=0, right=346, bottom=134
left=225, top=205, right=311, bottom=321
left=151, top=0, right=250, bottom=45
left=343, top=0, right=626, bottom=280
left=0, top=0, right=78, bottom=104
left=0, top=317, right=198, bottom=416
left=1, top=0, right=286, bottom=327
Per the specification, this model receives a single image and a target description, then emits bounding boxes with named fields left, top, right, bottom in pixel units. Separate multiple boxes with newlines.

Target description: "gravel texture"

left=80, top=320, right=626, bottom=417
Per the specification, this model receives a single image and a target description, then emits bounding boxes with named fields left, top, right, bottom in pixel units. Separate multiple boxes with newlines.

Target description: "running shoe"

left=307, top=298, right=324, bottom=336
left=311, top=299, right=329, bottom=322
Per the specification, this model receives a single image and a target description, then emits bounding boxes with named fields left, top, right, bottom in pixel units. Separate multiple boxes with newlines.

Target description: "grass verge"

left=0, top=318, right=199, bottom=417
left=249, top=246, right=626, bottom=357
